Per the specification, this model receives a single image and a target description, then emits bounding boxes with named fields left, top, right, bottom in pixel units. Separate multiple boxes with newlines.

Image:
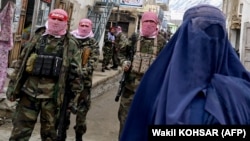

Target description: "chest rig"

left=132, top=37, right=158, bottom=74
left=31, top=35, right=64, bottom=77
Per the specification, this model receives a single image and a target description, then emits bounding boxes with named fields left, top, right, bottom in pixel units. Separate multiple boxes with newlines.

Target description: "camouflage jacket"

left=75, top=37, right=99, bottom=88
left=114, top=32, right=128, bottom=51
left=120, top=33, right=166, bottom=91
left=6, top=27, right=83, bottom=107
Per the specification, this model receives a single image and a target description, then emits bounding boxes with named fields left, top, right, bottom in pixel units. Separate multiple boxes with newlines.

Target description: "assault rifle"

left=56, top=68, right=78, bottom=141
left=56, top=85, right=71, bottom=141
left=115, top=33, right=137, bottom=102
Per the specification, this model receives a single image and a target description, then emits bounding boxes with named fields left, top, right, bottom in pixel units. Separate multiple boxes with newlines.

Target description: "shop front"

left=0, top=0, right=73, bottom=65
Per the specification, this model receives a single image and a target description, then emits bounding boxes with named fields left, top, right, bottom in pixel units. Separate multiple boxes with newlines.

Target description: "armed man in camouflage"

left=67, top=18, right=99, bottom=141
left=101, top=26, right=116, bottom=72
left=117, top=11, right=166, bottom=139
left=6, top=9, right=83, bottom=141
left=111, top=26, right=128, bottom=70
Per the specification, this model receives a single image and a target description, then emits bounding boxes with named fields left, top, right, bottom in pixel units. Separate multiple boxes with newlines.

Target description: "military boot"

left=75, top=133, right=83, bottom=141
left=104, top=66, right=110, bottom=70
left=101, top=68, right=105, bottom=72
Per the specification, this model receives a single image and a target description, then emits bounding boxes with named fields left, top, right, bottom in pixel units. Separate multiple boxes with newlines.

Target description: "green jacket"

left=6, top=27, right=83, bottom=107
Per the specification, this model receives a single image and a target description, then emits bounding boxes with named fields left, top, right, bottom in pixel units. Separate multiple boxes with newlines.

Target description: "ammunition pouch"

left=26, top=53, right=38, bottom=73
left=28, top=35, right=64, bottom=78
left=41, top=55, right=54, bottom=76
left=53, top=57, right=63, bottom=77
left=32, top=55, right=44, bottom=75
left=32, top=55, right=63, bottom=77
left=132, top=53, right=155, bottom=74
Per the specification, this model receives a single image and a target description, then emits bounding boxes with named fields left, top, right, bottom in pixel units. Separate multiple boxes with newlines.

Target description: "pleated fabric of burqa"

left=121, top=4, right=250, bottom=141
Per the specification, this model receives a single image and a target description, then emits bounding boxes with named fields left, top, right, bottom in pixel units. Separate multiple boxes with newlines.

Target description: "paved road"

left=0, top=86, right=120, bottom=141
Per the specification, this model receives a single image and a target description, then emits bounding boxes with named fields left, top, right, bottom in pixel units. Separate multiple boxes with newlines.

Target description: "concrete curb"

left=91, top=69, right=122, bottom=99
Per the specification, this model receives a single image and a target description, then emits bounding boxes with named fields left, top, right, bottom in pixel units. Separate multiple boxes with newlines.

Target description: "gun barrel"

left=115, top=86, right=122, bottom=102
left=114, top=34, right=137, bottom=103
left=115, top=95, right=120, bottom=102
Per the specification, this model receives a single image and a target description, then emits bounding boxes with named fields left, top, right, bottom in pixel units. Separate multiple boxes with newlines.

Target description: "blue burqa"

left=120, top=4, right=250, bottom=141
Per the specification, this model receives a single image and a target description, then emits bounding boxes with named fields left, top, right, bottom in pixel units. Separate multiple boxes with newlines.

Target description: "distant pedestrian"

left=101, top=27, right=116, bottom=72
left=111, top=26, right=128, bottom=70
left=120, top=4, right=250, bottom=141
left=6, top=9, right=83, bottom=141
left=166, top=27, right=173, bottom=42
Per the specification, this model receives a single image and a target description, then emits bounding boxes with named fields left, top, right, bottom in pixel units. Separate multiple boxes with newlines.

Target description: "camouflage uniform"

left=6, top=27, right=83, bottom=141
left=101, top=31, right=115, bottom=71
left=118, top=34, right=166, bottom=139
left=65, top=37, right=99, bottom=141
left=112, top=31, right=128, bottom=69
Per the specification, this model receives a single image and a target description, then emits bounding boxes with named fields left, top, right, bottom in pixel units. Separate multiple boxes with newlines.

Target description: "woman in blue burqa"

left=120, top=4, right=250, bottom=141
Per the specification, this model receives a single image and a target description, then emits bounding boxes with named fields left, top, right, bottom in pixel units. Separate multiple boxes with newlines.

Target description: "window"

left=36, top=1, right=51, bottom=27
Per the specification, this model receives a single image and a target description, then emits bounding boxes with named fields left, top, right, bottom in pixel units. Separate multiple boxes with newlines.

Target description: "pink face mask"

left=141, top=21, right=158, bottom=37
left=140, top=11, right=159, bottom=37
left=47, top=18, right=67, bottom=36
left=78, top=19, right=93, bottom=37
left=46, top=9, right=68, bottom=36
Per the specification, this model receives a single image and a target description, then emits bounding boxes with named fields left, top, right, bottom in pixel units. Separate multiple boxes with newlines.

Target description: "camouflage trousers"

left=65, top=88, right=91, bottom=139
left=117, top=87, right=135, bottom=140
left=9, top=94, right=57, bottom=141
left=112, top=47, right=120, bottom=67
left=102, top=45, right=113, bottom=68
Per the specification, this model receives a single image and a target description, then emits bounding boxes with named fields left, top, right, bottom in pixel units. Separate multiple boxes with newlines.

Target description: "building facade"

left=0, top=0, right=94, bottom=64
left=223, top=0, right=250, bottom=71
left=1, top=0, right=169, bottom=64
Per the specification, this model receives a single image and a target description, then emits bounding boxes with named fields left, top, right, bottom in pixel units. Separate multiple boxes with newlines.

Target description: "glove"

left=122, top=61, right=131, bottom=72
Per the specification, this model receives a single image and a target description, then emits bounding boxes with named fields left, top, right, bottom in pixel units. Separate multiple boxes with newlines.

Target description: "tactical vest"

left=28, top=35, right=64, bottom=77
left=132, top=37, right=158, bottom=74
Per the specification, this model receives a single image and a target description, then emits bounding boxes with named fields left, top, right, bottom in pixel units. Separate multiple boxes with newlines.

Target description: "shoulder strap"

left=136, top=36, right=141, bottom=52
left=37, top=35, right=48, bottom=54
left=153, top=37, right=158, bottom=55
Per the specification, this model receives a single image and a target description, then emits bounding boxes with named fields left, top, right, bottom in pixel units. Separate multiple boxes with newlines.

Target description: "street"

left=0, top=86, right=120, bottom=141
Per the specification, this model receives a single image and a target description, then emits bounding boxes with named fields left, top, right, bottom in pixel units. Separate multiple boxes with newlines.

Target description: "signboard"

left=42, top=0, right=51, bottom=3
left=155, top=0, right=169, bottom=4
left=120, top=0, right=143, bottom=7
